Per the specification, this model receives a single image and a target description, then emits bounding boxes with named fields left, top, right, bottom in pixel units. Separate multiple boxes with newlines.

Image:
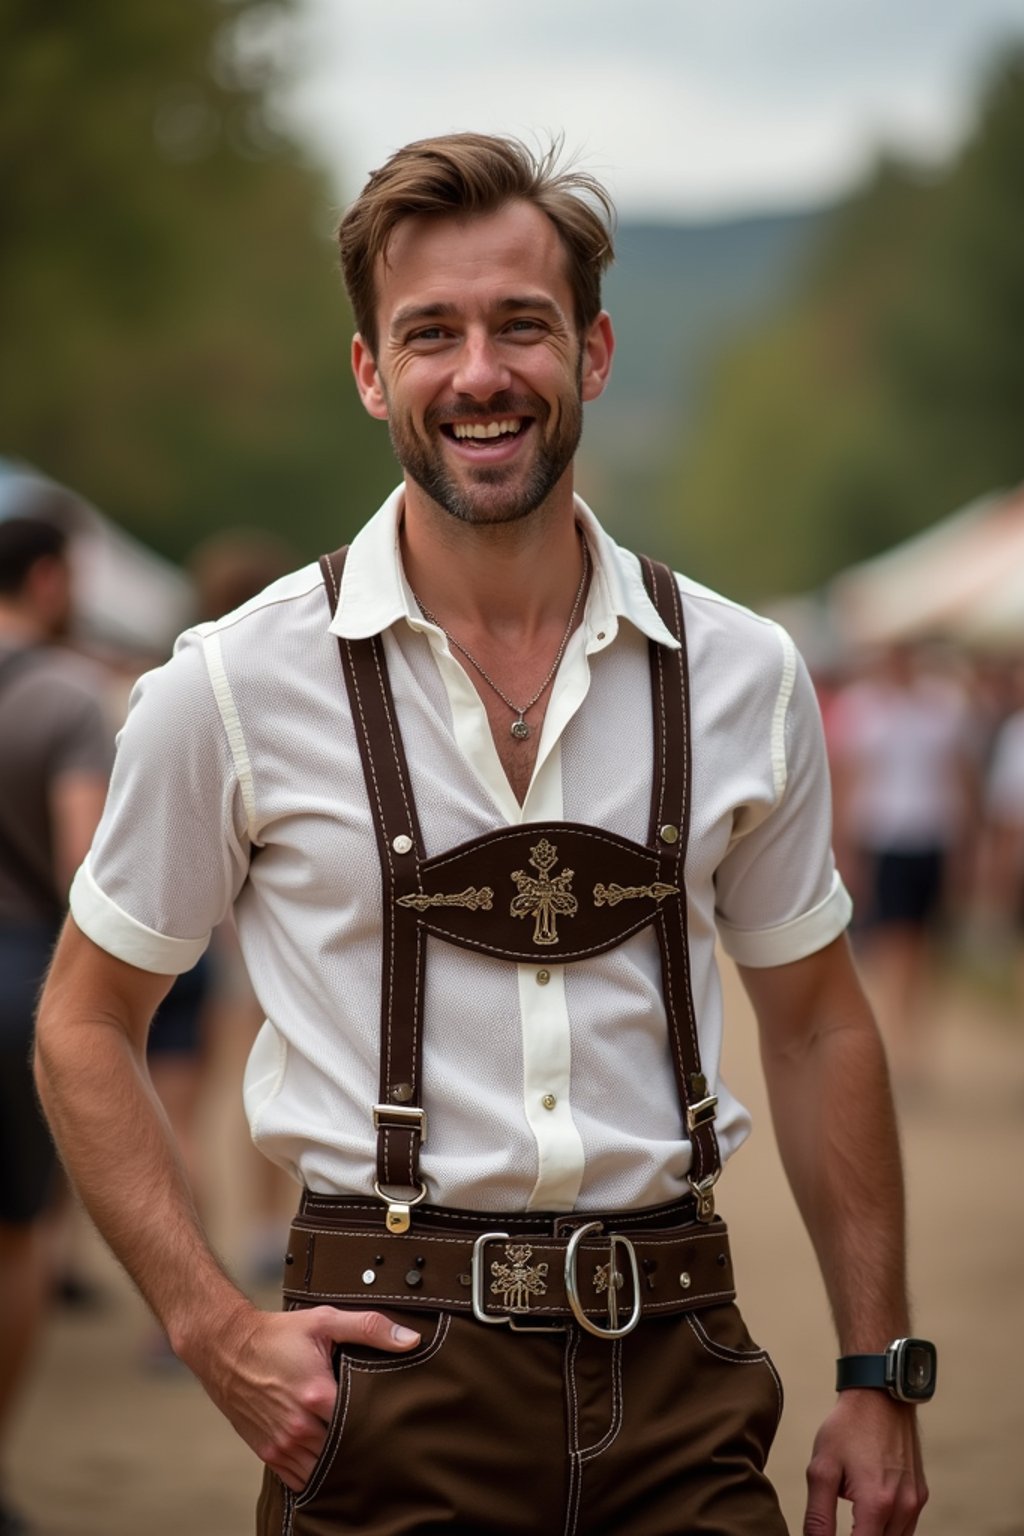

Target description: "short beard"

left=386, top=379, right=583, bottom=528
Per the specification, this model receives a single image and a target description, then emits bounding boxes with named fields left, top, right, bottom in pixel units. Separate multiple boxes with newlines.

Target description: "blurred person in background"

left=830, top=641, right=981, bottom=1088
left=983, top=660, right=1024, bottom=998
left=0, top=516, right=112, bottom=1536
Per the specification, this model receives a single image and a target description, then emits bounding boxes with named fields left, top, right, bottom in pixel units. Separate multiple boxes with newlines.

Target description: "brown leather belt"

left=283, top=1205, right=735, bottom=1339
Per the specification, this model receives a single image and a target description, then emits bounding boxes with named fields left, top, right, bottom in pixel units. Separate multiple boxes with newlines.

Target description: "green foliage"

left=0, top=0, right=396, bottom=561
left=666, top=48, right=1024, bottom=604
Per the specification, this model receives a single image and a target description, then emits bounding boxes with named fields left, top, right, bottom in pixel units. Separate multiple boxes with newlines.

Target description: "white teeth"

left=452, top=419, right=522, bottom=440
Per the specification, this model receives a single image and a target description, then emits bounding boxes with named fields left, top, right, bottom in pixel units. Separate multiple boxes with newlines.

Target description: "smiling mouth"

left=440, top=417, right=531, bottom=445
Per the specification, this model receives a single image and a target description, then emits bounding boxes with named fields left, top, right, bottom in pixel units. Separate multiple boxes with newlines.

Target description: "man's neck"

left=398, top=476, right=584, bottom=642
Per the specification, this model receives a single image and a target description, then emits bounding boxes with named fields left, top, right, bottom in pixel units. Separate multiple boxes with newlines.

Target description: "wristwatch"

left=835, top=1338, right=937, bottom=1403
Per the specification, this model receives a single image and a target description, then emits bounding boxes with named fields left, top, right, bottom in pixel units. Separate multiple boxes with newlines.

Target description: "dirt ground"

left=8, top=958, right=1024, bottom=1536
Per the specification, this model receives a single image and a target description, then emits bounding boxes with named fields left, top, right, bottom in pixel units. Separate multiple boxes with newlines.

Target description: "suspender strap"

left=319, top=544, right=721, bottom=1228
left=639, top=556, right=722, bottom=1213
left=319, top=549, right=429, bottom=1231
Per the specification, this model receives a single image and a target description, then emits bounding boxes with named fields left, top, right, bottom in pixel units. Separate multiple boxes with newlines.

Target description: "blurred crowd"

left=821, top=641, right=1024, bottom=1088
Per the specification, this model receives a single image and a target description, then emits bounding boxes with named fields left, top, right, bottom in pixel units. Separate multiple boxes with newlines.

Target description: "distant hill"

left=581, top=207, right=829, bottom=552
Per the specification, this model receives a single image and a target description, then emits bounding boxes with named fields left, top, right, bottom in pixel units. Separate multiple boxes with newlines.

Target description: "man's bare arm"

left=738, top=935, right=928, bottom=1536
left=34, top=919, right=420, bottom=1490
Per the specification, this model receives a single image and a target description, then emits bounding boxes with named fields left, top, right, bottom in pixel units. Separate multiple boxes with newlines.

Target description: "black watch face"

left=893, top=1339, right=937, bottom=1402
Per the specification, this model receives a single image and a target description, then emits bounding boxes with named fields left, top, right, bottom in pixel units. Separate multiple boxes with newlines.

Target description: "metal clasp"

left=565, top=1222, right=641, bottom=1339
left=372, top=1179, right=426, bottom=1234
left=689, top=1172, right=719, bottom=1223
left=372, top=1103, right=428, bottom=1144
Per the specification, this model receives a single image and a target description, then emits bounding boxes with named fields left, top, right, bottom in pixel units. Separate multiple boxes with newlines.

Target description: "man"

left=35, top=135, right=930, bottom=1535
left=0, top=515, right=111, bottom=1536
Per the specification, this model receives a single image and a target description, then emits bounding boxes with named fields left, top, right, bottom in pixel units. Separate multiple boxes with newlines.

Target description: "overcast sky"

left=274, top=0, right=1024, bottom=219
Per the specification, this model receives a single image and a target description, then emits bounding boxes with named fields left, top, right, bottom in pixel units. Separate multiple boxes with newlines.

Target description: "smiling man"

left=35, top=135, right=931, bottom=1536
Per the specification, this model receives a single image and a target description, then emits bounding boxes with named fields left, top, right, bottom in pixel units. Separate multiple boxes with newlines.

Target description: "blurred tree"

left=0, top=0, right=395, bottom=560
left=665, top=47, right=1024, bottom=604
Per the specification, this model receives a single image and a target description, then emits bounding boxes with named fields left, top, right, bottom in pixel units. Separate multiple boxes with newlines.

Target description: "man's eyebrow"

left=389, top=294, right=566, bottom=334
left=390, top=302, right=459, bottom=333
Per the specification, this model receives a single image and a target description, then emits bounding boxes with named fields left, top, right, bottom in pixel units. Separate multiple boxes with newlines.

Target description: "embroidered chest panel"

left=394, top=820, right=679, bottom=963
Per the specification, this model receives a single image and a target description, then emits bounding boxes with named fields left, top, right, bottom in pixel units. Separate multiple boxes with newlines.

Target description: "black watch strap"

left=836, top=1354, right=888, bottom=1391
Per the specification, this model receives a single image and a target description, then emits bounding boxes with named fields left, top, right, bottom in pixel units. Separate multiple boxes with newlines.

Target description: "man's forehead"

left=377, top=202, right=572, bottom=307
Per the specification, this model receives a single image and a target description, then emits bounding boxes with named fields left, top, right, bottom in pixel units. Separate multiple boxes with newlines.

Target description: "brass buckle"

left=564, top=1222, right=641, bottom=1340
left=470, top=1232, right=564, bottom=1333
left=686, top=1093, right=718, bottom=1133
left=372, top=1179, right=426, bottom=1234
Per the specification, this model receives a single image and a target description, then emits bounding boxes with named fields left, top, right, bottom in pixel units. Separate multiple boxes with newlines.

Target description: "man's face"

left=352, top=201, right=612, bottom=527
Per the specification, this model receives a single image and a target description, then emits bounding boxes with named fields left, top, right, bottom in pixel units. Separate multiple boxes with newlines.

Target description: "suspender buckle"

left=686, top=1094, right=718, bottom=1133
left=372, top=1103, right=428, bottom=1144
left=689, top=1172, right=719, bottom=1224
left=373, top=1181, right=426, bottom=1234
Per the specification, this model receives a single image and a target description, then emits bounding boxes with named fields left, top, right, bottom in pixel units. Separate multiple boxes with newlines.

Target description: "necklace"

left=410, top=533, right=589, bottom=741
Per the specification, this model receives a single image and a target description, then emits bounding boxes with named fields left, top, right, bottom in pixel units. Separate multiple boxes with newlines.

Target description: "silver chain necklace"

left=410, top=533, right=590, bottom=741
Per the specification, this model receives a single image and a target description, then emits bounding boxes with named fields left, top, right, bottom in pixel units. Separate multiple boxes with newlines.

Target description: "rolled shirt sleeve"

left=69, top=630, right=251, bottom=975
left=713, top=630, right=852, bottom=968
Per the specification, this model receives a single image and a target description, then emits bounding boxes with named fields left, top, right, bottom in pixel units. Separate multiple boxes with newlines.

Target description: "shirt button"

left=536, top=968, right=551, bottom=986
left=541, top=1093, right=557, bottom=1111
left=596, top=631, right=606, bottom=641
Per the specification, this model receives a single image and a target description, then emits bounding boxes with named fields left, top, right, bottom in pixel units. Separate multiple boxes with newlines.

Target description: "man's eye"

left=506, top=318, right=542, bottom=334
left=409, top=327, right=446, bottom=342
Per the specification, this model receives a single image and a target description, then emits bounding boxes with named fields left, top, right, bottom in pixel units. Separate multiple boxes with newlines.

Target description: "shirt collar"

left=329, top=484, right=680, bottom=653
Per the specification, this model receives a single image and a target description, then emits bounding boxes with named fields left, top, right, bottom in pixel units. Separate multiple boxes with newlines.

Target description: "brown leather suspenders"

left=319, top=546, right=722, bottom=1230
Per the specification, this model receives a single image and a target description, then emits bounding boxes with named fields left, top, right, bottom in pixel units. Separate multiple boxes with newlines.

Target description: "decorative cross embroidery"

left=593, top=880, right=680, bottom=908
left=397, top=886, right=494, bottom=912
left=510, top=839, right=578, bottom=947
left=490, top=1243, right=549, bottom=1313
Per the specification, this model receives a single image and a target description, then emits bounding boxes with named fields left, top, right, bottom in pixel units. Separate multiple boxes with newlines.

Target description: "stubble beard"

left=386, top=387, right=584, bottom=529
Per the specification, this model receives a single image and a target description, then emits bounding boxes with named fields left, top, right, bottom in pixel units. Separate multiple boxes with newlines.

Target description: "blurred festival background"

left=3, top=3, right=1024, bottom=1533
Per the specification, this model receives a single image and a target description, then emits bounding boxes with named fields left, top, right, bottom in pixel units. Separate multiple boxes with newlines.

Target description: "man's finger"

left=803, top=1450, right=839, bottom=1536
left=311, top=1305, right=421, bottom=1352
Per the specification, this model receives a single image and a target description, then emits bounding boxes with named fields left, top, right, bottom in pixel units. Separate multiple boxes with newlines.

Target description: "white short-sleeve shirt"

left=71, top=490, right=851, bottom=1212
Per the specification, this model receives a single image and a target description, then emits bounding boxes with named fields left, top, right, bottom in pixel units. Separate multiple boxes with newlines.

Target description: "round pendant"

left=510, top=719, right=531, bottom=741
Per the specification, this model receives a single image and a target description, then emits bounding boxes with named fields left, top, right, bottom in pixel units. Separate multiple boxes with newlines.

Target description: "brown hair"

left=337, top=133, right=615, bottom=355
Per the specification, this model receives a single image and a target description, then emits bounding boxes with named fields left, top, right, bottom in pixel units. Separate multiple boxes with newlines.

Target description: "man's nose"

left=451, top=331, right=511, bottom=400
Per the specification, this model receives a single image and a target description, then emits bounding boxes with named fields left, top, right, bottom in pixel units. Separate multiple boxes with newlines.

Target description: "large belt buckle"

left=470, top=1232, right=565, bottom=1333
left=564, top=1221, right=641, bottom=1340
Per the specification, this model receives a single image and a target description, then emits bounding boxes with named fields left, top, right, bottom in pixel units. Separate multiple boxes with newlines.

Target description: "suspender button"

left=659, top=824, right=679, bottom=845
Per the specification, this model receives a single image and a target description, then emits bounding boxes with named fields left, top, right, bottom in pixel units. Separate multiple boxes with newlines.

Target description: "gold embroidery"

left=510, top=839, right=578, bottom=947
left=593, top=1262, right=624, bottom=1295
left=490, top=1243, right=549, bottom=1313
left=396, top=887, right=494, bottom=913
left=593, top=880, right=680, bottom=908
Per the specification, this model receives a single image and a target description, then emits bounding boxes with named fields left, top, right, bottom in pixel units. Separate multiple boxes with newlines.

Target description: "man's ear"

left=352, top=334, right=389, bottom=420
left=580, top=311, right=615, bottom=404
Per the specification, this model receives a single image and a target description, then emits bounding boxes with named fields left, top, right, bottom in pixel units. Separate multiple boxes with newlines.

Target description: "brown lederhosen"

left=256, top=551, right=787, bottom=1536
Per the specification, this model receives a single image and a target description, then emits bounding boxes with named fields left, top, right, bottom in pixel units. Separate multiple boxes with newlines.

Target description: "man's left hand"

left=803, top=1391, right=928, bottom=1536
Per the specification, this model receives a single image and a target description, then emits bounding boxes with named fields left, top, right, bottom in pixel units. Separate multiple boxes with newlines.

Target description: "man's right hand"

left=180, top=1303, right=422, bottom=1492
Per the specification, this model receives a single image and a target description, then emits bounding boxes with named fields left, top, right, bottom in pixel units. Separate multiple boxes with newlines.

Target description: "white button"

left=362, top=1269, right=376, bottom=1285
left=392, top=834, right=413, bottom=854
left=541, top=1094, right=557, bottom=1111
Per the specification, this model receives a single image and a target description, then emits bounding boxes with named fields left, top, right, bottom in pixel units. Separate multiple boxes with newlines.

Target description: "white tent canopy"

left=829, top=483, right=1024, bottom=651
